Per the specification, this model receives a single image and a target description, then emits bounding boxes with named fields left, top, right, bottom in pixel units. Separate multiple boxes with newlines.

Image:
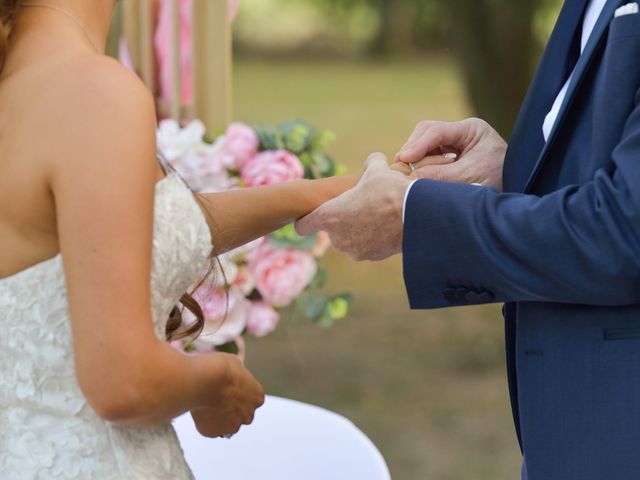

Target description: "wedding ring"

left=408, top=162, right=416, bottom=173
left=442, top=152, right=458, bottom=162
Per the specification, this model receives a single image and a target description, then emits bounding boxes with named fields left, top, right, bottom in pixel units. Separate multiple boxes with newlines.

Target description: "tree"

left=315, top=0, right=562, bottom=137
left=441, top=0, right=543, bottom=137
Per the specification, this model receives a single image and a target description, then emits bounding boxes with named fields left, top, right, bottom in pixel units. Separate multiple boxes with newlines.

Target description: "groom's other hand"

left=395, top=118, right=507, bottom=191
left=296, top=153, right=412, bottom=261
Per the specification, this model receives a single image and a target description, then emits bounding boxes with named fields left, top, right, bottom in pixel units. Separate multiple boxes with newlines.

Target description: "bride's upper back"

left=0, top=40, right=157, bottom=279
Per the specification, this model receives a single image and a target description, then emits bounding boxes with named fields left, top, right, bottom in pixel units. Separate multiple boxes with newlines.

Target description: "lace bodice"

left=0, top=172, right=213, bottom=479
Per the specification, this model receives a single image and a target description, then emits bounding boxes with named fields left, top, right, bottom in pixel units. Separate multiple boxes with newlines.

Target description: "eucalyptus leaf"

left=310, top=267, right=328, bottom=290
left=269, top=224, right=318, bottom=250
left=283, top=123, right=313, bottom=153
left=310, top=130, right=336, bottom=152
left=216, top=340, right=240, bottom=355
left=315, top=313, right=335, bottom=328
left=328, top=295, right=352, bottom=320
left=311, top=152, right=337, bottom=177
left=296, top=293, right=329, bottom=322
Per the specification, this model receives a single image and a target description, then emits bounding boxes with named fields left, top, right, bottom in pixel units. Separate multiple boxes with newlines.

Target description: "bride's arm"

left=197, top=159, right=433, bottom=253
left=46, top=59, right=262, bottom=433
left=197, top=174, right=359, bottom=253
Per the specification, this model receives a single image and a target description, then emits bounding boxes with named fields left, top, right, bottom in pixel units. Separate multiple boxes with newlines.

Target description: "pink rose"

left=241, top=150, right=304, bottom=187
left=223, top=123, right=260, bottom=169
left=233, top=266, right=257, bottom=296
left=189, top=287, right=249, bottom=346
left=249, top=243, right=316, bottom=307
left=246, top=302, right=280, bottom=337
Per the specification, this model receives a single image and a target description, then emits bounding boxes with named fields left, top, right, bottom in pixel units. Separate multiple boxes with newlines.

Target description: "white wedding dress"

left=0, top=171, right=213, bottom=479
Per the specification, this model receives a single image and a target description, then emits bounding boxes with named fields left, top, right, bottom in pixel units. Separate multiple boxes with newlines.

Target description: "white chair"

left=172, top=395, right=392, bottom=480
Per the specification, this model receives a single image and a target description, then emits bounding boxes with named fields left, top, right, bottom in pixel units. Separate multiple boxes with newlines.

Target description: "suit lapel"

left=503, top=0, right=589, bottom=193
left=522, top=0, right=623, bottom=193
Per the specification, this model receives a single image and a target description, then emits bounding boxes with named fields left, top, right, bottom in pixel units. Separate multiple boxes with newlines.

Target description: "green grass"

left=234, top=57, right=522, bottom=480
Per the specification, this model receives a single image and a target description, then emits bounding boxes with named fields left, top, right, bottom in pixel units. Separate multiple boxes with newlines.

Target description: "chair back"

left=172, top=395, right=392, bottom=480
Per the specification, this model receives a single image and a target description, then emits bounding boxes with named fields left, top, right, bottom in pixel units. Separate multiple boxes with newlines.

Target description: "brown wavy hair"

left=0, top=1, right=21, bottom=73
left=161, top=158, right=221, bottom=342
left=1, top=0, right=216, bottom=342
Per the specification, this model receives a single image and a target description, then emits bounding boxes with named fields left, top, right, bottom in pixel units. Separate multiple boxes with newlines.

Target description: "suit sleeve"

left=403, top=95, right=640, bottom=309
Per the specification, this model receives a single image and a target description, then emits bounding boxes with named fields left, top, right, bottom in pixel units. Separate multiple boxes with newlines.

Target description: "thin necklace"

left=21, top=2, right=101, bottom=53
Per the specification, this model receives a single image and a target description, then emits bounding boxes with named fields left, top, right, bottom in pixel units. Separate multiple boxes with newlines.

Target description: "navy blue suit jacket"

left=403, top=1, right=640, bottom=478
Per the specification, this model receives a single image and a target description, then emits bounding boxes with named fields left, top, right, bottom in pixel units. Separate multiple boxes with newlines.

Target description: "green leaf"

left=335, top=164, right=348, bottom=176
left=328, top=294, right=352, bottom=321
left=309, top=267, right=327, bottom=290
left=311, top=152, right=337, bottom=177
left=268, top=224, right=318, bottom=250
left=315, top=313, right=335, bottom=328
left=295, top=293, right=330, bottom=322
left=282, top=123, right=313, bottom=154
left=216, top=340, right=240, bottom=355
left=254, top=125, right=279, bottom=151
left=310, top=130, right=336, bottom=152
left=298, top=152, right=312, bottom=167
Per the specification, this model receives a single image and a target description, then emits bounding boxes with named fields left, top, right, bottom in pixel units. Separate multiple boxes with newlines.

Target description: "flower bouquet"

left=157, top=119, right=352, bottom=354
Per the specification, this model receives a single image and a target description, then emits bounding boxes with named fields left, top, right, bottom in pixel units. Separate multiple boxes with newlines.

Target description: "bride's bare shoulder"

left=37, top=54, right=158, bottom=185
left=44, top=54, right=155, bottom=130
left=49, top=53, right=149, bottom=97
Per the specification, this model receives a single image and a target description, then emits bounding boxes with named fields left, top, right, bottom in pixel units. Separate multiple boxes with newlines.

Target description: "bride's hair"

left=0, top=0, right=22, bottom=74
left=1, top=0, right=217, bottom=343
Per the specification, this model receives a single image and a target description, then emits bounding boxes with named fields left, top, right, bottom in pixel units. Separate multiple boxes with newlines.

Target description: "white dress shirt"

left=402, top=0, right=609, bottom=223
left=543, top=0, right=607, bottom=141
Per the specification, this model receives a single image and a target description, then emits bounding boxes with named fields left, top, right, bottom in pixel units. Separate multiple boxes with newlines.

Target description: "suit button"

left=465, top=290, right=495, bottom=304
left=443, top=288, right=459, bottom=303
left=465, top=291, right=481, bottom=303
left=456, top=288, right=470, bottom=302
left=478, top=291, right=495, bottom=302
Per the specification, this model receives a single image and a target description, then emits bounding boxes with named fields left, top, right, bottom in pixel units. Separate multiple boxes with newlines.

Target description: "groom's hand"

left=296, top=153, right=411, bottom=261
left=395, top=118, right=507, bottom=191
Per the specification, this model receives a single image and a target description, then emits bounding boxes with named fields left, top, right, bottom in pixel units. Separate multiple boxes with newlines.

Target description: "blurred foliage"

left=309, top=0, right=563, bottom=136
left=234, top=57, right=521, bottom=479
left=237, top=0, right=563, bottom=137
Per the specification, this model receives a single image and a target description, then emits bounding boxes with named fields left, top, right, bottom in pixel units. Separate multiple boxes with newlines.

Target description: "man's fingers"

left=363, top=152, right=390, bottom=175
left=412, top=153, right=458, bottom=169
left=396, top=122, right=467, bottom=164
left=391, top=154, right=456, bottom=176
left=403, top=120, right=438, bottom=148
left=295, top=210, right=323, bottom=236
left=412, top=161, right=465, bottom=183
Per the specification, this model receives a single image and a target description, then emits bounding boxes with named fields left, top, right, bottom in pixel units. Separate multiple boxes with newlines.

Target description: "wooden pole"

left=169, top=0, right=182, bottom=120
left=192, top=0, right=232, bottom=136
left=138, top=0, right=156, bottom=92
left=122, top=0, right=141, bottom=71
left=106, top=2, right=123, bottom=59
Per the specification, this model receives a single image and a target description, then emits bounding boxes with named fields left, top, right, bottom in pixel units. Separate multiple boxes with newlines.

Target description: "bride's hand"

left=191, top=354, right=265, bottom=438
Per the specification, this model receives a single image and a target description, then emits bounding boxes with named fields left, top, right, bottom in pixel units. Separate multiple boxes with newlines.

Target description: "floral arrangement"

left=157, top=119, right=352, bottom=354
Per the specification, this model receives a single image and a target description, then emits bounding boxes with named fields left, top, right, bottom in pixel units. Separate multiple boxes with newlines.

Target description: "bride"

left=0, top=0, right=375, bottom=478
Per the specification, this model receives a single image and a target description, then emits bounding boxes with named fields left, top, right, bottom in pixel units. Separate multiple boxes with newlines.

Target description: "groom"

left=297, top=1, right=640, bottom=479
